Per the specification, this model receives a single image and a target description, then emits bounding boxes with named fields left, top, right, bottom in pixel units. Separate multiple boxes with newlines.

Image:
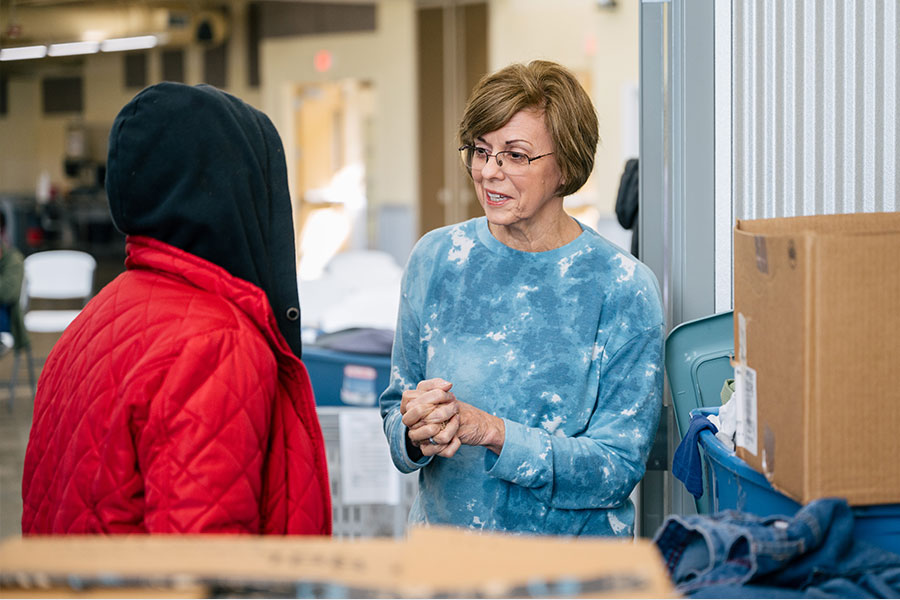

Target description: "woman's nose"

left=480, top=154, right=504, bottom=179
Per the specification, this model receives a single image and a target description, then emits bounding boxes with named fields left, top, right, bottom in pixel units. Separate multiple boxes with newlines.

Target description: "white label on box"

left=734, top=364, right=758, bottom=455
left=338, top=408, right=401, bottom=505
left=737, top=312, right=747, bottom=365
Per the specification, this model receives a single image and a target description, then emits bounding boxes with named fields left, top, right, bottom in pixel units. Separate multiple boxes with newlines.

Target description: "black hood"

left=106, top=82, right=302, bottom=357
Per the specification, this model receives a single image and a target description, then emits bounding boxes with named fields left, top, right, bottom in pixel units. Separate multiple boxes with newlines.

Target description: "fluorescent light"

left=48, top=41, right=100, bottom=57
left=0, top=45, right=48, bottom=61
left=100, top=35, right=158, bottom=52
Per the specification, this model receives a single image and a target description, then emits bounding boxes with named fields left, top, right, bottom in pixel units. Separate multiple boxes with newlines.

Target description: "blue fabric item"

left=653, top=498, right=900, bottom=598
left=688, top=572, right=900, bottom=599
left=672, top=412, right=718, bottom=499
left=314, top=327, right=393, bottom=355
left=379, top=217, right=665, bottom=536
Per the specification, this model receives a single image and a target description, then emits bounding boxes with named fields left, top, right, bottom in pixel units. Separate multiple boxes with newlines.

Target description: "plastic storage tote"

left=316, top=407, right=418, bottom=538
left=665, top=311, right=735, bottom=441
left=665, top=310, right=735, bottom=514
left=695, top=407, right=900, bottom=556
left=303, top=345, right=392, bottom=407
left=664, top=310, right=900, bottom=556
left=304, top=345, right=417, bottom=538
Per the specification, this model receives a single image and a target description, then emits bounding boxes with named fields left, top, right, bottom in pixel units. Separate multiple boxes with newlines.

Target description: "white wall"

left=730, top=0, right=898, bottom=219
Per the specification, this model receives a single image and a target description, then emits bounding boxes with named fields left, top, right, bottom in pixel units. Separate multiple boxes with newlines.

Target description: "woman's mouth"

left=485, top=191, right=511, bottom=206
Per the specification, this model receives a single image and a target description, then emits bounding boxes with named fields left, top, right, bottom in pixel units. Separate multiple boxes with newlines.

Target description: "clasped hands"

left=400, top=378, right=505, bottom=458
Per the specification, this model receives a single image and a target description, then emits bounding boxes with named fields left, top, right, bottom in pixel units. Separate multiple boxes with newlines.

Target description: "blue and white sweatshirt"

left=380, top=217, right=665, bottom=536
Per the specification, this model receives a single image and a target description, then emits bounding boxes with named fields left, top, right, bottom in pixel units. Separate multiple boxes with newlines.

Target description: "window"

left=42, top=76, right=83, bottom=114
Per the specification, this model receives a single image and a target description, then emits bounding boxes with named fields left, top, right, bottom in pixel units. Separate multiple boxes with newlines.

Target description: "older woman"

left=380, top=60, right=664, bottom=537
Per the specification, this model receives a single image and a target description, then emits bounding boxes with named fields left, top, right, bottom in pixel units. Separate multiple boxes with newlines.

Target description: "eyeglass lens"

left=459, top=147, right=532, bottom=174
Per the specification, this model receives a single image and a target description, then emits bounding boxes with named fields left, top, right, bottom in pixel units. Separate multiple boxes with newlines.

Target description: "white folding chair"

left=22, top=250, right=97, bottom=334
left=7, top=251, right=97, bottom=408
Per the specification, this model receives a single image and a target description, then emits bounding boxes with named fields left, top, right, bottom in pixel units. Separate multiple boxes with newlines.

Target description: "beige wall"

left=489, top=0, right=640, bottom=215
left=260, top=0, right=417, bottom=226
left=0, top=0, right=258, bottom=197
left=2, top=78, right=43, bottom=194
left=1, top=0, right=636, bottom=224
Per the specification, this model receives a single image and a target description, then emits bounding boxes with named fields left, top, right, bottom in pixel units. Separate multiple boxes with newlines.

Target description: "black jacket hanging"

left=615, top=158, right=640, bottom=258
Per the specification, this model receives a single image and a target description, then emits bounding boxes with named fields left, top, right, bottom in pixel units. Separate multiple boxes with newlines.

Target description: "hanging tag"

left=734, top=364, right=758, bottom=455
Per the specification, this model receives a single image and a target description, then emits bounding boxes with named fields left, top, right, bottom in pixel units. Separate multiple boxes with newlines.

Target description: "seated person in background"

left=380, top=60, right=665, bottom=537
left=22, top=82, right=332, bottom=535
left=0, top=211, right=28, bottom=355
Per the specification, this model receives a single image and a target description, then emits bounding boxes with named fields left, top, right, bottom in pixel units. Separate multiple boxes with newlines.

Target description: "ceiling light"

left=0, top=45, right=48, bottom=61
left=48, top=41, right=100, bottom=57
left=100, top=35, right=158, bottom=52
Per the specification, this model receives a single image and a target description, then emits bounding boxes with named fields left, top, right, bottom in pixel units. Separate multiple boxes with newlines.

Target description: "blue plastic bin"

left=303, top=346, right=391, bottom=407
left=695, top=408, right=900, bottom=556
left=665, top=310, right=735, bottom=514
left=665, top=311, right=735, bottom=441
left=665, top=312, right=900, bottom=556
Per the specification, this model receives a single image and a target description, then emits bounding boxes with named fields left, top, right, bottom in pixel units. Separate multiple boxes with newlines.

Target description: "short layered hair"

left=457, top=60, right=599, bottom=198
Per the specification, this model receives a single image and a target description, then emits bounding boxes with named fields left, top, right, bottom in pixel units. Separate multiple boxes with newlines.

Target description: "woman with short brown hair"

left=380, top=60, right=665, bottom=537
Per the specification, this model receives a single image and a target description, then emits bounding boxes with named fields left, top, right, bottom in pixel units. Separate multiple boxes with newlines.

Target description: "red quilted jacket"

left=22, top=236, right=332, bottom=535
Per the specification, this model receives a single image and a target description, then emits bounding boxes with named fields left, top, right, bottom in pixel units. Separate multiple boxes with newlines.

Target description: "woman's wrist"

left=485, top=414, right=506, bottom=455
left=454, top=402, right=506, bottom=454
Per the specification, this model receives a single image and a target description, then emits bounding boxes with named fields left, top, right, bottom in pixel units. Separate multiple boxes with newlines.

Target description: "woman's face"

left=470, top=109, right=565, bottom=233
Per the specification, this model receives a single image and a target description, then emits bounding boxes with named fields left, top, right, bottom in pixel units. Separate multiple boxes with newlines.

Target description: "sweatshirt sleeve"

left=137, top=329, right=277, bottom=533
left=484, top=324, right=665, bottom=510
left=0, top=249, right=24, bottom=305
left=379, top=246, right=432, bottom=473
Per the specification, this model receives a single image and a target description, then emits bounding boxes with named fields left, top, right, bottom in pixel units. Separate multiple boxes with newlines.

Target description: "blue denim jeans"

left=653, top=498, right=900, bottom=598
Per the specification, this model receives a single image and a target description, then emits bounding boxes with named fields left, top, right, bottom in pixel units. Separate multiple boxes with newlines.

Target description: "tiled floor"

left=0, top=337, right=53, bottom=541
left=0, top=394, right=30, bottom=540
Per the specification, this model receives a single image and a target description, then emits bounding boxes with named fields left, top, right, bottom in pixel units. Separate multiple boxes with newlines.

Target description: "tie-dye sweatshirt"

left=380, top=217, right=665, bottom=536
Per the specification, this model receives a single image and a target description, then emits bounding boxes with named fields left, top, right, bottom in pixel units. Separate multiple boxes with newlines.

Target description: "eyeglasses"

left=458, top=145, right=553, bottom=176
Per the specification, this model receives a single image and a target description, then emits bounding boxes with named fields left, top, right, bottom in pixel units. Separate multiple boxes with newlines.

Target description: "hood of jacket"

left=105, top=81, right=303, bottom=356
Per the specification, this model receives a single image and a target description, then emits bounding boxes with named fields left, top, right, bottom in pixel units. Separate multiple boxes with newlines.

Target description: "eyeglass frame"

left=458, top=144, right=554, bottom=173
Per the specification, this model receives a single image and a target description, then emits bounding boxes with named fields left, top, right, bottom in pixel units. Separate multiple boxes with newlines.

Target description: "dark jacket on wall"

left=615, top=158, right=640, bottom=258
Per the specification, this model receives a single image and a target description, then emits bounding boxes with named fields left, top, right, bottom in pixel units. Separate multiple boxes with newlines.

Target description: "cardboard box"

left=733, top=212, right=900, bottom=506
left=0, top=528, right=675, bottom=598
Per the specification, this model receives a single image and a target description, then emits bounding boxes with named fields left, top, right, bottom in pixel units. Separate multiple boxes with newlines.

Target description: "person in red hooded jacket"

left=22, top=82, right=332, bottom=535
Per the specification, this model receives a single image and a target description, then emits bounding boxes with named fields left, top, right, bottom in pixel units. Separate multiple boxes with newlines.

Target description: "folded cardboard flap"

left=0, top=528, right=675, bottom=598
left=733, top=212, right=900, bottom=506
left=736, top=211, right=900, bottom=235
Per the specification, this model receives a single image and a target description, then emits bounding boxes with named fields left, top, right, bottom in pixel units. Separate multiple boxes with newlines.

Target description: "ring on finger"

left=428, top=436, right=438, bottom=445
